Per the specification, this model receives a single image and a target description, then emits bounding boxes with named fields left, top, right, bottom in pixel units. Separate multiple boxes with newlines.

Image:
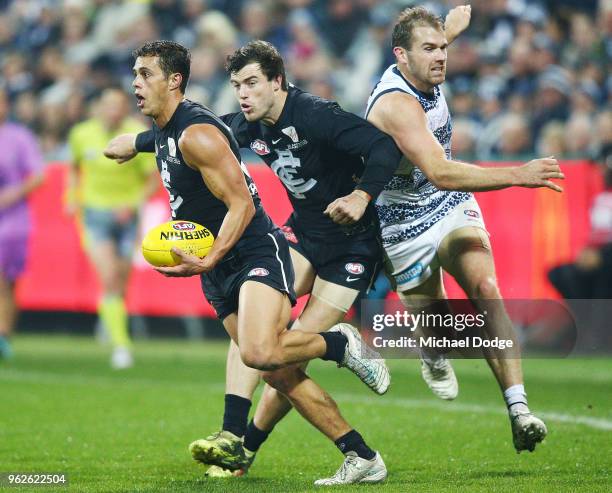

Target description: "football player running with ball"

left=107, top=36, right=407, bottom=482
left=111, top=40, right=392, bottom=485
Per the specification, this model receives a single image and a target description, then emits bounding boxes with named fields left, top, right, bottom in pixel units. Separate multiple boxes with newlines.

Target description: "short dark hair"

left=392, top=7, right=444, bottom=51
left=225, top=40, right=287, bottom=90
left=133, top=40, right=191, bottom=93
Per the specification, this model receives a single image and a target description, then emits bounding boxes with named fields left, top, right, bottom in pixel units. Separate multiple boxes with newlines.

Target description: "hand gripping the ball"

left=154, top=247, right=213, bottom=277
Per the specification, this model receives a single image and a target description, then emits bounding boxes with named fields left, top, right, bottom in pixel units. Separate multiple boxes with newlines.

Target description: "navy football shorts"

left=282, top=217, right=381, bottom=293
left=200, top=228, right=297, bottom=320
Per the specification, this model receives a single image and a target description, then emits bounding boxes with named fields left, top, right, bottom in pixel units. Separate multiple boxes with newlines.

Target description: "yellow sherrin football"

left=141, top=221, right=214, bottom=267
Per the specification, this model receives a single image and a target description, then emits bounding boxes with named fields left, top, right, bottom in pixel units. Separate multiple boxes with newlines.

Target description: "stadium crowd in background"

left=0, top=0, right=609, bottom=164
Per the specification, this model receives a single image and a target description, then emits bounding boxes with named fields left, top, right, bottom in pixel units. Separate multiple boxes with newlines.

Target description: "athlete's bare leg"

left=223, top=288, right=352, bottom=441
left=254, top=284, right=358, bottom=431
left=222, top=247, right=317, bottom=401
left=438, top=226, right=523, bottom=390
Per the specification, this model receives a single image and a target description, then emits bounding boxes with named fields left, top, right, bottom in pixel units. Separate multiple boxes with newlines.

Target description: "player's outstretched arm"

left=445, top=5, right=472, bottom=44
left=104, top=130, right=157, bottom=163
left=104, top=133, right=138, bottom=163
left=367, top=92, right=564, bottom=193
left=314, top=102, right=402, bottom=224
left=155, top=124, right=255, bottom=277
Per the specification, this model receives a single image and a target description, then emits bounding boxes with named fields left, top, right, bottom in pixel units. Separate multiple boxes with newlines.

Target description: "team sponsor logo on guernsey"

left=172, top=221, right=196, bottom=231
left=250, top=140, right=271, bottom=156
left=464, top=209, right=480, bottom=219
left=286, top=139, right=308, bottom=150
left=168, top=137, right=177, bottom=157
left=396, top=262, right=423, bottom=284
left=281, top=126, right=299, bottom=143
left=281, top=226, right=298, bottom=244
left=248, top=267, right=270, bottom=277
left=345, top=263, right=365, bottom=275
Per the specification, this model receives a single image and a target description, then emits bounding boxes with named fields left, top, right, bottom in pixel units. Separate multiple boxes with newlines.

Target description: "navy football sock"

left=319, top=331, right=348, bottom=364
left=243, top=419, right=271, bottom=452
left=222, top=394, right=251, bottom=438
left=334, top=430, right=376, bottom=460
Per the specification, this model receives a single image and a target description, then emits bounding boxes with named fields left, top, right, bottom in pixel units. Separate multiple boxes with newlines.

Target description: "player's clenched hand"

left=324, top=190, right=370, bottom=225
left=519, top=157, right=565, bottom=192
left=444, top=5, right=472, bottom=43
left=154, top=247, right=212, bottom=277
left=104, top=134, right=138, bottom=164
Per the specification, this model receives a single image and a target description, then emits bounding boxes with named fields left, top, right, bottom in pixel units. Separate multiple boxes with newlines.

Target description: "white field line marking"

left=334, top=393, right=612, bottom=431
left=2, top=369, right=611, bottom=431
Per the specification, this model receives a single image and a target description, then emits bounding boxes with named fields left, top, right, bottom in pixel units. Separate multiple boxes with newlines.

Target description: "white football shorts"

left=384, top=197, right=488, bottom=291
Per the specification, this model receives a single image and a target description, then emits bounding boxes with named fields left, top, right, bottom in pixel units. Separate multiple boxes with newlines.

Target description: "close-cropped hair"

left=392, top=6, right=445, bottom=50
left=133, top=40, right=191, bottom=93
left=225, top=40, right=287, bottom=90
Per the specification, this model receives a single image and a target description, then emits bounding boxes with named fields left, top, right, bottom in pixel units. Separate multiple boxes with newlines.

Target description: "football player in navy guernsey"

left=366, top=6, right=564, bottom=453
left=108, top=37, right=404, bottom=483
left=111, top=40, right=391, bottom=485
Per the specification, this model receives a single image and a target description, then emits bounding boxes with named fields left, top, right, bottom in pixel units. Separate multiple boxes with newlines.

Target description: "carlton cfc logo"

left=250, top=140, right=271, bottom=156
left=248, top=268, right=270, bottom=277
left=172, top=221, right=196, bottom=231
left=345, top=263, right=365, bottom=275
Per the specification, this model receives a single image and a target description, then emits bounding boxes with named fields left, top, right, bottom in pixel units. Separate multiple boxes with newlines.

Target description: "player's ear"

left=272, top=74, right=282, bottom=91
left=393, top=46, right=408, bottom=64
left=169, top=73, right=183, bottom=92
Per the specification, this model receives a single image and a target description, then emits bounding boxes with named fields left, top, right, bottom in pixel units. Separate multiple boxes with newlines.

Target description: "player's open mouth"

left=135, top=94, right=145, bottom=108
left=241, top=103, right=252, bottom=113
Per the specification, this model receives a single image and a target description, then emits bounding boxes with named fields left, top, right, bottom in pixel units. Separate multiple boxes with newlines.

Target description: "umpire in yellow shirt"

left=67, top=88, right=159, bottom=369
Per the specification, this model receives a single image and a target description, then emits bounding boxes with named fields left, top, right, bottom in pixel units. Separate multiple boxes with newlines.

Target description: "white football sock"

left=504, top=384, right=529, bottom=415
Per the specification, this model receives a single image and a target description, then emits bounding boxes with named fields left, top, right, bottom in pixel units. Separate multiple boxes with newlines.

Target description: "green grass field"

left=1, top=335, right=611, bottom=492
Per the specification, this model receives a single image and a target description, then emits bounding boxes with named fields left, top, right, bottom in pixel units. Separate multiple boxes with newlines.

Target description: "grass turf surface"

left=1, top=335, right=611, bottom=492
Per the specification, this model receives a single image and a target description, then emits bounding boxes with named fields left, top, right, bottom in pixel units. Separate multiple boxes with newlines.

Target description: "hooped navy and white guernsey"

left=365, top=64, right=472, bottom=247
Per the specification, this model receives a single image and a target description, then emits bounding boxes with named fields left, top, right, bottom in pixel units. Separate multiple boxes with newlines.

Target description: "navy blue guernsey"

left=223, top=87, right=400, bottom=240
left=152, top=99, right=273, bottom=249
left=137, top=88, right=401, bottom=241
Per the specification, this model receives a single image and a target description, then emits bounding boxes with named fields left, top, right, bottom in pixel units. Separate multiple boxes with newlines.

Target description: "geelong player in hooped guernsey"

left=366, top=61, right=472, bottom=248
left=366, top=6, right=563, bottom=454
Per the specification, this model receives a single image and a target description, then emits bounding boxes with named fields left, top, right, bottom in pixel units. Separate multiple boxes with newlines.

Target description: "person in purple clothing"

left=0, top=88, right=44, bottom=358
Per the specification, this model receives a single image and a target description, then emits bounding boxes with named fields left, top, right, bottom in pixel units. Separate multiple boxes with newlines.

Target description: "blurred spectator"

left=594, top=110, right=612, bottom=164
left=448, top=83, right=479, bottom=122
left=65, top=88, right=159, bottom=369
left=0, top=87, right=44, bottom=358
left=531, top=66, right=571, bottom=140
left=564, top=113, right=594, bottom=157
left=150, top=0, right=184, bottom=39
left=451, top=117, right=479, bottom=161
left=494, top=113, right=533, bottom=159
left=314, top=0, right=368, bottom=57
left=549, top=165, right=612, bottom=299
left=286, top=8, right=333, bottom=90
left=503, top=39, right=538, bottom=98
left=571, top=82, right=599, bottom=115
left=537, top=121, right=566, bottom=156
